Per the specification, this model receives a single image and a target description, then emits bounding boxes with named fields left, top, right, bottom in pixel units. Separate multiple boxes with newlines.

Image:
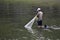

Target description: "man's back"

left=37, top=11, right=43, bottom=20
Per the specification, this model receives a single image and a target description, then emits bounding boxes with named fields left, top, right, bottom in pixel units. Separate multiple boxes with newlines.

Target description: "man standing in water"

left=37, top=8, right=43, bottom=28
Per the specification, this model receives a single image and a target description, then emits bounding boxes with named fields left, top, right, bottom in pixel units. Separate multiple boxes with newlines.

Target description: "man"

left=36, top=8, right=43, bottom=28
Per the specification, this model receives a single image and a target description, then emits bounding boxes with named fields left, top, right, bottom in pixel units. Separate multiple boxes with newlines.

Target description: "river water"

left=0, top=2, right=60, bottom=40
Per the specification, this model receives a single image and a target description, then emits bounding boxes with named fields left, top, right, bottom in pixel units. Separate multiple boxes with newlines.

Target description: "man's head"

left=37, top=8, right=41, bottom=11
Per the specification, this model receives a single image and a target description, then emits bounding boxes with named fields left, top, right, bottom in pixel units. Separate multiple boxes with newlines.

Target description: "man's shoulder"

left=38, top=11, right=43, bottom=14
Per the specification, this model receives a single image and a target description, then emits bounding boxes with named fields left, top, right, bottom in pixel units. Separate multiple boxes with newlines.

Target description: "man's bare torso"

left=37, top=11, right=43, bottom=20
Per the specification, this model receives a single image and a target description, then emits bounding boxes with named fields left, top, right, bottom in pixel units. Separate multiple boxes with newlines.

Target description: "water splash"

left=50, top=25, right=60, bottom=30
left=24, top=25, right=60, bottom=40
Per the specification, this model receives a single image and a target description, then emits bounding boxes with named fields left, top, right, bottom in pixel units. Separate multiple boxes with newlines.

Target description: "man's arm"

left=36, top=13, right=39, bottom=18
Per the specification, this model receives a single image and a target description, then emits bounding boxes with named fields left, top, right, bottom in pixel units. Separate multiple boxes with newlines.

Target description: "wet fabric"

left=37, top=20, right=42, bottom=26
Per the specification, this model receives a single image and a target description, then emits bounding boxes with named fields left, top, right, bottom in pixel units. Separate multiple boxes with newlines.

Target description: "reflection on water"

left=25, top=26, right=60, bottom=40
left=0, top=2, right=60, bottom=40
